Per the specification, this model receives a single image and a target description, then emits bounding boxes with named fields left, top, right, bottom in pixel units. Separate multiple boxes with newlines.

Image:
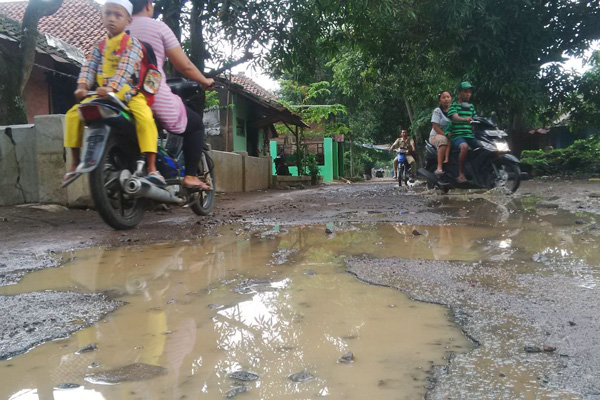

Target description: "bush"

left=520, top=134, right=600, bottom=176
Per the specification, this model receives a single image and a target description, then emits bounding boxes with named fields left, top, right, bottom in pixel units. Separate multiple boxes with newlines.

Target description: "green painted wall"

left=232, top=94, right=248, bottom=152
left=321, top=137, right=333, bottom=182
left=332, top=141, right=339, bottom=179
left=270, top=138, right=341, bottom=182
left=270, top=141, right=278, bottom=175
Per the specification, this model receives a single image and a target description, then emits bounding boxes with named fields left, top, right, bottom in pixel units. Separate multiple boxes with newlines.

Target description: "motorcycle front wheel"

left=89, top=136, right=145, bottom=230
left=190, top=151, right=216, bottom=216
left=398, top=164, right=405, bottom=187
left=492, top=158, right=521, bottom=193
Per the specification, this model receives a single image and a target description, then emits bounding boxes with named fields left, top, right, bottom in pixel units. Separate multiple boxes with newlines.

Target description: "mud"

left=0, top=291, right=123, bottom=361
left=1, top=178, right=600, bottom=398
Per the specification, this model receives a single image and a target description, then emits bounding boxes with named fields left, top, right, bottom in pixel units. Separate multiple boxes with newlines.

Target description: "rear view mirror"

left=460, top=102, right=471, bottom=111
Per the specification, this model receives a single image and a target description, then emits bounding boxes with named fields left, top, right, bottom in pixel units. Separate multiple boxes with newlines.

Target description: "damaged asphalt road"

left=1, top=178, right=600, bottom=398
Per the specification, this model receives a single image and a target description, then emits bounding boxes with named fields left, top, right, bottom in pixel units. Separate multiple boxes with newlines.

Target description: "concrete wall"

left=209, top=150, right=244, bottom=192
left=0, top=124, right=38, bottom=205
left=243, top=154, right=271, bottom=192
left=208, top=150, right=271, bottom=193
left=0, top=116, right=272, bottom=207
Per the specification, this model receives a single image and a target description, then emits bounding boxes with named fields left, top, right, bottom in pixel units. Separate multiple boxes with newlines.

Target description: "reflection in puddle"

left=2, top=197, right=600, bottom=399
left=0, top=225, right=471, bottom=400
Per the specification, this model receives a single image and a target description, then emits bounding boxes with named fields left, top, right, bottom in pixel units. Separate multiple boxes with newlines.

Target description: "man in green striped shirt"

left=447, top=82, right=477, bottom=183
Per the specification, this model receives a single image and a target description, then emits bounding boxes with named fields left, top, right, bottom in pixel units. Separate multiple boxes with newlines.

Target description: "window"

left=236, top=118, right=246, bottom=137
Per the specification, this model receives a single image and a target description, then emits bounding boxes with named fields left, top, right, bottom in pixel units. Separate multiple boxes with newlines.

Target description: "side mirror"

left=460, top=102, right=471, bottom=111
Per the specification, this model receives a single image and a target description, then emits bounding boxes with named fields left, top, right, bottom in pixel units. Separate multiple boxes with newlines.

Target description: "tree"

left=0, top=0, right=64, bottom=125
left=564, top=51, right=600, bottom=131
left=268, top=0, right=600, bottom=144
left=154, top=0, right=289, bottom=74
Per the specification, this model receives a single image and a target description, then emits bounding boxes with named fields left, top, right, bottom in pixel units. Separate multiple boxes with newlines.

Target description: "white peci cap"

left=104, top=0, right=133, bottom=15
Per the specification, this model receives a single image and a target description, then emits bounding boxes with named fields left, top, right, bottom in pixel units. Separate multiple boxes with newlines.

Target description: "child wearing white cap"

left=63, top=0, right=165, bottom=186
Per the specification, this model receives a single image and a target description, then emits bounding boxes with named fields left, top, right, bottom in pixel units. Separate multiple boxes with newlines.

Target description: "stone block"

left=0, top=125, right=38, bottom=205
left=34, top=115, right=68, bottom=204
left=65, top=149, right=92, bottom=208
left=243, top=156, right=270, bottom=191
left=209, top=150, right=243, bottom=192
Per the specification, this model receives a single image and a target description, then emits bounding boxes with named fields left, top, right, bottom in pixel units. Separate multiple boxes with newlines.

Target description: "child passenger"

left=63, top=0, right=164, bottom=186
left=429, top=91, right=452, bottom=175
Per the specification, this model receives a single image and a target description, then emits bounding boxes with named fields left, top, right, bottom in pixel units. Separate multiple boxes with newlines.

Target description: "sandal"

left=60, top=171, right=81, bottom=188
left=183, top=176, right=212, bottom=191
left=457, top=175, right=467, bottom=183
left=146, top=171, right=166, bottom=186
left=184, top=182, right=212, bottom=191
left=435, top=169, right=444, bottom=175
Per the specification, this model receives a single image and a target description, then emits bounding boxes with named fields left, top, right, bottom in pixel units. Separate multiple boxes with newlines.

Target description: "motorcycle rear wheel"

left=493, top=159, right=521, bottom=193
left=190, top=151, right=216, bottom=216
left=89, top=137, right=144, bottom=230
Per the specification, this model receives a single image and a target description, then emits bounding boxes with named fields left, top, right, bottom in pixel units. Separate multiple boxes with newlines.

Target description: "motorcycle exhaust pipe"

left=123, top=176, right=185, bottom=205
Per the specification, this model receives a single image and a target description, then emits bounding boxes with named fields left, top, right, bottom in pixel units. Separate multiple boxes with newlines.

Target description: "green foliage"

left=304, top=153, right=319, bottom=177
left=279, top=79, right=351, bottom=138
left=204, top=90, right=220, bottom=109
left=563, top=51, right=600, bottom=132
left=268, top=0, right=600, bottom=144
left=520, top=135, right=600, bottom=176
left=343, top=142, right=393, bottom=178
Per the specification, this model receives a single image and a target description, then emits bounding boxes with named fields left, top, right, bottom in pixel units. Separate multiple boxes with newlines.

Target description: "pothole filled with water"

left=0, top=224, right=472, bottom=400
left=2, top=195, right=599, bottom=399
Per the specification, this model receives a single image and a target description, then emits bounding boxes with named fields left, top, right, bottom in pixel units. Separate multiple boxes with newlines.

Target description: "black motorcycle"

left=418, top=115, right=522, bottom=193
left=63, top=79, right=215, bottom=230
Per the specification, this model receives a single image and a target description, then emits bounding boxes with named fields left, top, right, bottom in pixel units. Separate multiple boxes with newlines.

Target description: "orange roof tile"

left=230, top=73, right=279, bottom=104
left=0, top=0, right=104, bottom=54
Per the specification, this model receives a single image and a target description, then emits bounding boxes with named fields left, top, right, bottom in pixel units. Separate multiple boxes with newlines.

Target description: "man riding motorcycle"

left=388, top=129, right=416, bottom=181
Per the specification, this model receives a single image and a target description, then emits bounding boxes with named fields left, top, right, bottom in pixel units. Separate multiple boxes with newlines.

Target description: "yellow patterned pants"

left=64, top=90, right=157, bottom=154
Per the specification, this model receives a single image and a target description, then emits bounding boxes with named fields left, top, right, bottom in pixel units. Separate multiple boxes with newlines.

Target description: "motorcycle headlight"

left=496, top=142, right=510, bottom=152
left=481, top=141, right=496, bottom=151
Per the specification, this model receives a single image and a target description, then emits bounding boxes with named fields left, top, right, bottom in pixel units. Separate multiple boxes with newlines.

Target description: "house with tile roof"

left=207, top=73, right=306, bottom=157
left=207, top=73, right=344, bottom=182
left=0, top=0, right=104, bottom=122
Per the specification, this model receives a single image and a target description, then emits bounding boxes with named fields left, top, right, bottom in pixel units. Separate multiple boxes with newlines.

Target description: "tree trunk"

left=190, top=0, right=206, bottom=110
left=0, top=48, right=27, bottom=125
left=19, top=0, right=64, bottom=94
left=0, top=0, right=63, bottom=125
left=158, top=0, right=182, bottom=43
left=404, top=98, right=414, bottom=124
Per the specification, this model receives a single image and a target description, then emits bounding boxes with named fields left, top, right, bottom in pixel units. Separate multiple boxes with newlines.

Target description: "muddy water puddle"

left=0, top=225, right=473, bottom=400
left=2, top=197, right=599, bottom=399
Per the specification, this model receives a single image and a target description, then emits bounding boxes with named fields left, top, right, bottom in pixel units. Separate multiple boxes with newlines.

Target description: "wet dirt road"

left=1, top=178, right=600, bottom=399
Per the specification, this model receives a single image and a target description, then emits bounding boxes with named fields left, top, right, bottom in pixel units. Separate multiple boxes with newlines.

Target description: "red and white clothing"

left=128, top=16, right=188, bottom=133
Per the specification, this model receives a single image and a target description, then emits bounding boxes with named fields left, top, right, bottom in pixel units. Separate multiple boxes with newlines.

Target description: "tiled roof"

left=224, top=73, right=307, bottom=128
left=230, top=73, right=279, bottom=104
left=0, top=14, right=85, bottom=65
left=0, top=0, right=104, bottom=54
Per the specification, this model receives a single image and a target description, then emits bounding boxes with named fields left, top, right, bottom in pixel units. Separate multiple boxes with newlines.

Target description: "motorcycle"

left=418, top=114, right=522, bottom=193
left=63, top=78, right=215, bottom=230
left=395, top=149, right=413, bottom=187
